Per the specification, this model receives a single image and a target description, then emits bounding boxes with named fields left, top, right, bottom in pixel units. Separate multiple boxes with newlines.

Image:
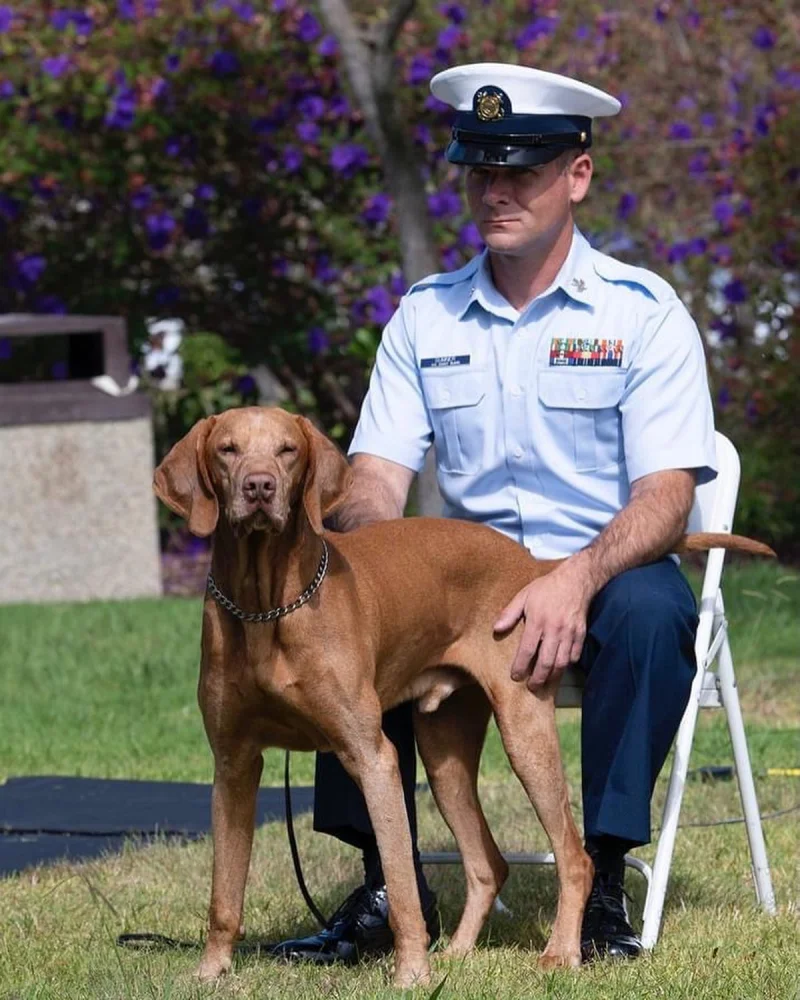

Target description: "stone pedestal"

left=0, top=314, right=162, bottom=604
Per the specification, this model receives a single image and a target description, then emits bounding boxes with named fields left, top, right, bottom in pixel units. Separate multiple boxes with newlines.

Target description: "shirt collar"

left=457, top=225, right=597, bottom=321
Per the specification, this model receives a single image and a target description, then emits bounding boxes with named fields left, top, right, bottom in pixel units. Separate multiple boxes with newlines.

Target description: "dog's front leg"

left=196, top=748, right=263, bottom=982
left=337, top=721, right=431, bottom=989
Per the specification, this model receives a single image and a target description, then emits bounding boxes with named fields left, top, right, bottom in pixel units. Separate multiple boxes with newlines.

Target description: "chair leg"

left=716, top=634, right=777, bottom=914
left=641, top=657, right=706, bottom=949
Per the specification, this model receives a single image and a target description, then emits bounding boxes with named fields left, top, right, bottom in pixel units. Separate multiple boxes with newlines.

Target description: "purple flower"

left=362, top=193, right=391, bottom=225
left=41, top=56, right=71, bottom=78
left=234, top=373, right=257, bottom=395
left=317, top=35, right=338, bottom=57
left=722, top=279, right=747, bottom=304
left=51, top=10, right=93, bottom=35
left=717, top=386, right=731, bottom=409
left=700, top=112, right=716, bottom=128
left=436, top=25, right=461, bottom=53
left=617, top=192, right=637, bottom=220
left=0, top=338, right=12, bottom=361
left=283, top=145, right=302, bottom=172
left=712, top=316, right=737, bottom=341
left=296, top=121, right=320, bottom=142
left=195, top=183, right=215, bottom=200
left=330, top=143, right=369, bottom=177
left=407, top=54, right=434, bottom=86
left=667, top=242, right=690, bottom=264
left=751, top=26, right=775, bottom=50
left=154, top=284, right=180, bottom=306
left=0, top=194, right=21, bottom=219
left=427, top=189, right=461, bottom=218
left=210, top=51, right=240, bottom=76
left=441, top=246, right=460, bottom=270
left=298, top=95, right=325, bottom=120
left=17, top=254, right=46, bottom=284
left=105, top=86, right=137, bottom=129
left=676, top=96, right=696, bottom=112
left=515, top=16, right=557, bottom=49
left=713, top=197, right=734, bottom=226
left=459, top=221, right=484, bottom=251
left=183, top=206, right=209, bottom=239
left=685, top=10, right=701, bottom=29
left=669, top=121, right=693, bottom=139
left=688, top=153, right=709, bottom=176
left=328, top=94, right=350, bottom=118
left=438, top=2, right=466, bottom=23
left=271, top=0, right=287, bottom=9
left=0, top=7, right=13, bottom=32
left=1, top=80, right=14, bottom=98
left=654, top=3, right=669, bottom=23
left=315, top=255, right=339, bottom=282
left=119, top=0, right=136, bottom=17
left=308, top=326, right=329, bottom=354
left=145, top=211, right=176, bottom=250
left=754, top=102, right=777, bottom=137
left=425, top=94, right=452, bottom=115
left=686, top=237, right=707, bottom=255
left=36, top=295, right=66, bottom=314
left=712, top=244, right=733, bottom=264
left=389, top=271, right=406, bottom=296
left=365, top=285, right=395, bottom=326
left=775, top=68, right=800, bottom=90
left=297, top=11, right=321, bottom=43
left=165, top=53, right=181, bottom=73
left=131, top=185, right=153, bottom=210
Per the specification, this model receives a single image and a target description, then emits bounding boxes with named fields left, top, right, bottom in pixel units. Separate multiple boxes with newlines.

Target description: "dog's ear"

left=298, top=416, right=353, bottom=536
left=153, top=416, right=219, bottom=537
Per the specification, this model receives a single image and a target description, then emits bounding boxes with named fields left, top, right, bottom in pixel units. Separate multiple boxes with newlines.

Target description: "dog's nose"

left=243, top=473, right=276, bottom=503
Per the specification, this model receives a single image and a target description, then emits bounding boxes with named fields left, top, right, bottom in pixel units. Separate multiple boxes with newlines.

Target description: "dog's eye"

left=278, top=444, right=297, bottom=457
left=219, top=443, right=238, bottom=455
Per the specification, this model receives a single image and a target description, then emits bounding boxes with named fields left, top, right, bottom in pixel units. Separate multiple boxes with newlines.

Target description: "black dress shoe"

left=580, top=872, right=642, bottom=963
left=268, top=883, right=440, bottom=965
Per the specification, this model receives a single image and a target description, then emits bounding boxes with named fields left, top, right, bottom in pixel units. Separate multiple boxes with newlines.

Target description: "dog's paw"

left=195, top=952, right=232, bottom=982
left=392, top=957, right=432, bottom=989
left=538, top=949, right=581, bottom=970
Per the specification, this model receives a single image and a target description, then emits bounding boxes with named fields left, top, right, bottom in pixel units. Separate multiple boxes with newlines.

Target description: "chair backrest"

left=687, top=432, right=740, bottom=536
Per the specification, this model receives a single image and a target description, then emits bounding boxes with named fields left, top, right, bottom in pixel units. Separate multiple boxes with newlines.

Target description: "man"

left=271, top=63, right=716, bottom=965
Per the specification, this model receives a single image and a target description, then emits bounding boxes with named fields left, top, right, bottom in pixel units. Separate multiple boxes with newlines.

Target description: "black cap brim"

left=445, top=140, right=568, bottom=167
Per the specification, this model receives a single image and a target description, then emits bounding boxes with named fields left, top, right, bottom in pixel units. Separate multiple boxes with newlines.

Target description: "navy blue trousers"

left=313, top=558, right=698, bottom=850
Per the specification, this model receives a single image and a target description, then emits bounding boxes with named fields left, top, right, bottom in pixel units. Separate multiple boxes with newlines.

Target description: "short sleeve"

left=621, top=299, right=717, bottom=485
left=348, top=300, right=433, bottom=472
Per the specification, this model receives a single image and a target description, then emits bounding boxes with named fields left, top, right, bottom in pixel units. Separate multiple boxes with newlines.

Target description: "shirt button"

left=511, top=385, right=522, bottom=397
left=441, top=388, right=451, bottom=402
left=513, top=446, right=524, bottom=459
left=576, top=387, right=587, bottom=401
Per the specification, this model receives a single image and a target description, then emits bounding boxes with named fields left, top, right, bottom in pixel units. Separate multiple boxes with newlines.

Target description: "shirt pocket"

left=538, top=370, right=625, bottom=473
left=422, top=369, right=487, bottom=474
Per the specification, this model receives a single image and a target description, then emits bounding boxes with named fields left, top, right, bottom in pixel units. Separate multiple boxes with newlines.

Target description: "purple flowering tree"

left=0, top=0, right=797, bottom=543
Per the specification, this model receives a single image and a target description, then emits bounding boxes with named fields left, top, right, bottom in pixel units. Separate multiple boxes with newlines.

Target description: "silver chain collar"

left=206, top=540, right=329, bottom=624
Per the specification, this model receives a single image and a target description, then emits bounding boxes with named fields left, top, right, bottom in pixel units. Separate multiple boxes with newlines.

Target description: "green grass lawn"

left=0, top=561, right=798, bottom=998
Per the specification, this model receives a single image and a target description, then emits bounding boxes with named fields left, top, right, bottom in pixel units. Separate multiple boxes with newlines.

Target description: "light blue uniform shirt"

left=349, top=227, right=717, bottom=559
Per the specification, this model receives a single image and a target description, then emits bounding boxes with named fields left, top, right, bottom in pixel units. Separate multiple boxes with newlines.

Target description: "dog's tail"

left=676, top=532, right=776, bottom=558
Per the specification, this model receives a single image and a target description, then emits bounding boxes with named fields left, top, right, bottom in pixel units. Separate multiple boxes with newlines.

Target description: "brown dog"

left=153, top=406, right=773, bottom=988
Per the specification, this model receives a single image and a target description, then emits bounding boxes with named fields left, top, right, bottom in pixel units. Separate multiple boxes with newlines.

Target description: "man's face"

left=464, top=153, right=592, bottom=257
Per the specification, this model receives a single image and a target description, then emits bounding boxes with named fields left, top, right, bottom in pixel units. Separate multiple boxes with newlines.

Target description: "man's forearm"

left=567, top=470, right=695, bottom=596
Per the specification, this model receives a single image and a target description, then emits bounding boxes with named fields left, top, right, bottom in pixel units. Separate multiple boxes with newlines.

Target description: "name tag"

left=420, top=354, right=471, bottom=369
left=549, top=338, right=624, bottom=368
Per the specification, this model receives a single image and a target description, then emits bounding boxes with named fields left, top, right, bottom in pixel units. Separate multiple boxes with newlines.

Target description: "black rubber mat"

left=0, top=775, right=314, bottom=876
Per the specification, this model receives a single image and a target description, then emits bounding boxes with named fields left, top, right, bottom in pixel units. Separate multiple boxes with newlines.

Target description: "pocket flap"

left=423, top=370, right=486, bottom=410
left=538, top=371, right=625, bottom=410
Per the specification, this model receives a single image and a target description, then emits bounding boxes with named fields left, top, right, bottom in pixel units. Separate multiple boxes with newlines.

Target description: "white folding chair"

left=421, top=431, right=777, bottom=946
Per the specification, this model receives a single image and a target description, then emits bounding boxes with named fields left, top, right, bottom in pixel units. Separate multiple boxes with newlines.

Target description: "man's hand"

left=494, top=561, right=596, bottom=691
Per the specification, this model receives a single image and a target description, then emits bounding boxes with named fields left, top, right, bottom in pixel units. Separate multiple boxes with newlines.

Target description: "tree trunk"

left=316, top=0, right=443, bottom=514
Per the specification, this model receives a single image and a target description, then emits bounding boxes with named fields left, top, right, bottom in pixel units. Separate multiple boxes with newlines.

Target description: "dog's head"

left=153, top=407, right=352, bottom=538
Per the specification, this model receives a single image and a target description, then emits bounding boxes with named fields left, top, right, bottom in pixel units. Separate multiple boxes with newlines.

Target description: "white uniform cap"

left=429, top=62, right=621, bottom=167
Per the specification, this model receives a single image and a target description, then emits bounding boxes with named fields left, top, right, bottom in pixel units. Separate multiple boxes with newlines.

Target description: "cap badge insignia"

left=475, top=89, right=505, bottom=122
left=571, top=277, right=587, bottom=293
